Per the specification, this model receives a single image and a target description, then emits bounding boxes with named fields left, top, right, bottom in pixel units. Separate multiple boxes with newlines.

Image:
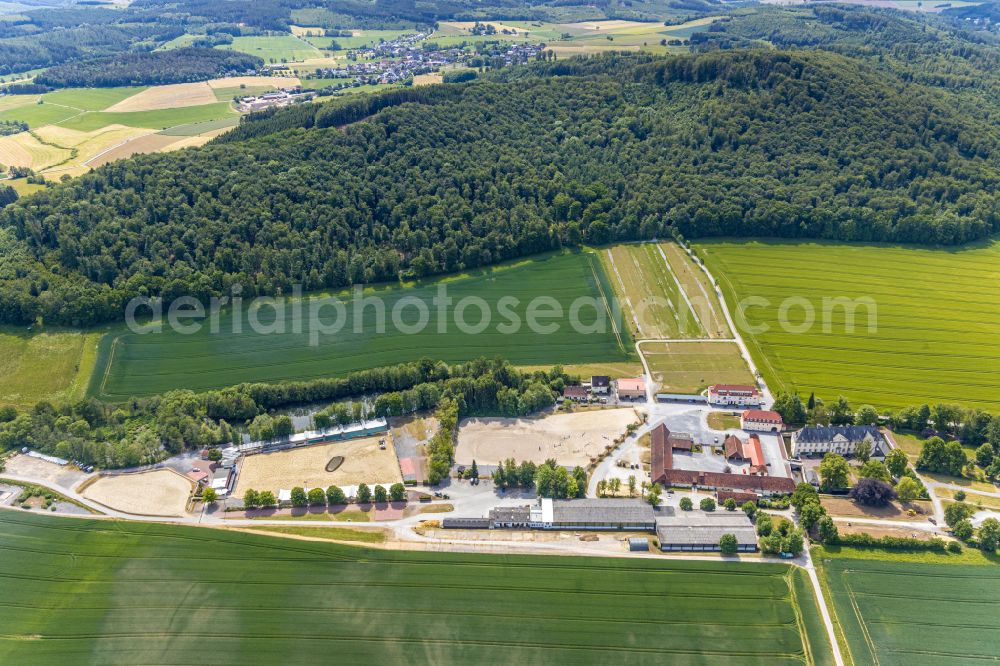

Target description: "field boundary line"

left=786, top=569, right=813, bottom=666
left=587, top=252, right=627, bottom=354
left=844, top=573, right=880, bottom=666
left=604, top=248, right=644, bottom=337
left=654, top=242, right=705, bottom=335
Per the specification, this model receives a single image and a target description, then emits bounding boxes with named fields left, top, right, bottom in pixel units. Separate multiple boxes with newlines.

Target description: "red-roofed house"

left=717, top=490, right=758, bottom=505
left=708, top=384, right=762, bottom=407
left=724, top=434, right=767, bottom=475
left=187, top=470, right=210, bottom=485
left=617, top=377, right=646, bottom=400
left=563, top=385, right=588, bottom=401
left=741, top=409, right=783, bottom=432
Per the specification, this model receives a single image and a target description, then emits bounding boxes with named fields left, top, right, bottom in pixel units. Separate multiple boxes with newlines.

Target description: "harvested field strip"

left=661, top=242, right=730, bottom=337
left=93, top=251, right=633, bottom=398
left=601, top=243, right=704, bottom=339
left=0, top=512, right=827, bottom=664
left=106, top=82, right=217, bottom=112
left=820, top=553, right=1000, bottom=665
left=699, top=239, right=1000, bottom=410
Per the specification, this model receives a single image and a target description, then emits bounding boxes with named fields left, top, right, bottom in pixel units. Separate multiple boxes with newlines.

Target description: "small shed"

left=628, top=537, right=649, bottom=552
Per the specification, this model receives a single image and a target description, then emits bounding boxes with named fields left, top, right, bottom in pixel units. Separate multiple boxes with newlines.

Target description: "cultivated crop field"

left=601, top=243, right=707, bottom=339
left=819, top=554, right=1000, bottom=665
left=699, top=240, right=1000, bottom=410
left=0, top=84, right=240, bottom=177
left=92, top=252, right=633, bottom=398
left=0, top=512, right=833, bottom=664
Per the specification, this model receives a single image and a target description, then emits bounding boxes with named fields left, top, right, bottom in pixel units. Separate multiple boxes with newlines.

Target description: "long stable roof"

left=655, top=508, right=757, bottom=546
left=550, top=499, right=655, bottom=524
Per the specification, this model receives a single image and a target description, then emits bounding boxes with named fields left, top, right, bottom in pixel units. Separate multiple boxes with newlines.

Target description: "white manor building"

left=708, top=384, right=762, bottom=407
left=791, top=425, right=889, bottom=460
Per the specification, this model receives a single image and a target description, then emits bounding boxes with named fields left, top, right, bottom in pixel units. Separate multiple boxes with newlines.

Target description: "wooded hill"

left=34, top=48, right=263, bottom=88
left=2, top=48, right=1000, bottom=326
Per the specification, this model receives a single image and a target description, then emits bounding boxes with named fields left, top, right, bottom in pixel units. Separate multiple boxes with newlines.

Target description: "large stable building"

left=654, top=425, right=793, bottom=496
left=486, top=499, right=657, bottom=531
left=655, top=508, right=758, bottom=552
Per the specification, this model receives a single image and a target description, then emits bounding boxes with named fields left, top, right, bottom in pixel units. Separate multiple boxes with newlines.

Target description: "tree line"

left=4, top=49, right=1000, bottom=326
left=35, top=48, right=263, bottom=88
left=0, top=357, right=567, bottom=470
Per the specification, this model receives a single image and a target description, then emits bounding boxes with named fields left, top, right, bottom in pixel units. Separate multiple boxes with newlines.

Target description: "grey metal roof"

left=655, top=510, right=757, bottom=545
left=489, top=506, right=530, bottom=523
left=550, top=499, right=655, bottom=524
left=794, top=425, right=883, bottom=444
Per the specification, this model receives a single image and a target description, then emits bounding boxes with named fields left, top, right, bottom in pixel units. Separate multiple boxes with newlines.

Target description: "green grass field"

left=218, top=35, right=321, bottom=62
left=58, top=102, right=237, bottom=132
left=817, top=551, right=1000, bottom=665
left=158, top=116, right=241, bottom=136
left=642, top=341, right=754, bottom=395
left=699, top=239, right=1000, bottom=410
left=0, top=512, right=832, bottom=664
left=40, top=87, right=146, bottom=111
left=0, top=102, right=80, bottom=128
left=301, top=29, right=417, bottom=50
left=91, top=252, right=633, bottom=398
left=0, top=326, right=102, bottom=410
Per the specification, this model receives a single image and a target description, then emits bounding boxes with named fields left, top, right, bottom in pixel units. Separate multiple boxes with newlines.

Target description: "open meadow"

left=91, top=252, right=633, bottom=398
left=0, top=326, right=101, bottom=410
left=0, top=511, right=833, bottom=665
left=217, top=35, right=321, bottom=62
left=699, top=240, right=1000, bottom=410
left=641, top=341, right=754, bottom=395
left=817, top=552, right=1000, bottom=665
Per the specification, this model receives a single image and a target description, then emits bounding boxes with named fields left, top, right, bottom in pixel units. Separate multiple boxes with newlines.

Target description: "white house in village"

left=791, top=425, right=889, bottom=459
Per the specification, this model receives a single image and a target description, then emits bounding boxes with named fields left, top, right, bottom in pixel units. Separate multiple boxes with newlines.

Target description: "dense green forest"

left=2, top=46, right=1000, bottom=326
left=35, top=48, right=263, bottom=88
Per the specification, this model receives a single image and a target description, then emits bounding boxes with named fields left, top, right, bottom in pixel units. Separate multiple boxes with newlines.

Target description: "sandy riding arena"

left=82, top=470, right=193, bottom=516
left=234, top=436, right=402, bottom=496
left=456, top=408, right=640, bottom=467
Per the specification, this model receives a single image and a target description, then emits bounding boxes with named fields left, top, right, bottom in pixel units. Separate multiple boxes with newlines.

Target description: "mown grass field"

left=643, top=341, right=754, bottom=395
left=0, top=512, right=832, bottom=665
left=218, top=35, right=321, bottom=62
left=601, top=243, right=707, bottom=340
left=92, top=252, right=633, bottom=398
left=817, top=551, right=1000, bottom=665
left=699, top=240, right=1000, bottom=410
left=0, top=326, right=102, bottom=410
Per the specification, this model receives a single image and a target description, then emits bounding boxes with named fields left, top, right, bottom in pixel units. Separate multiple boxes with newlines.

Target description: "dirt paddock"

left=455, top=408, right=640, bottom=467
left=82, top=470, right=192, bottom=516
left=234, top=435, right=402, bottom=495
